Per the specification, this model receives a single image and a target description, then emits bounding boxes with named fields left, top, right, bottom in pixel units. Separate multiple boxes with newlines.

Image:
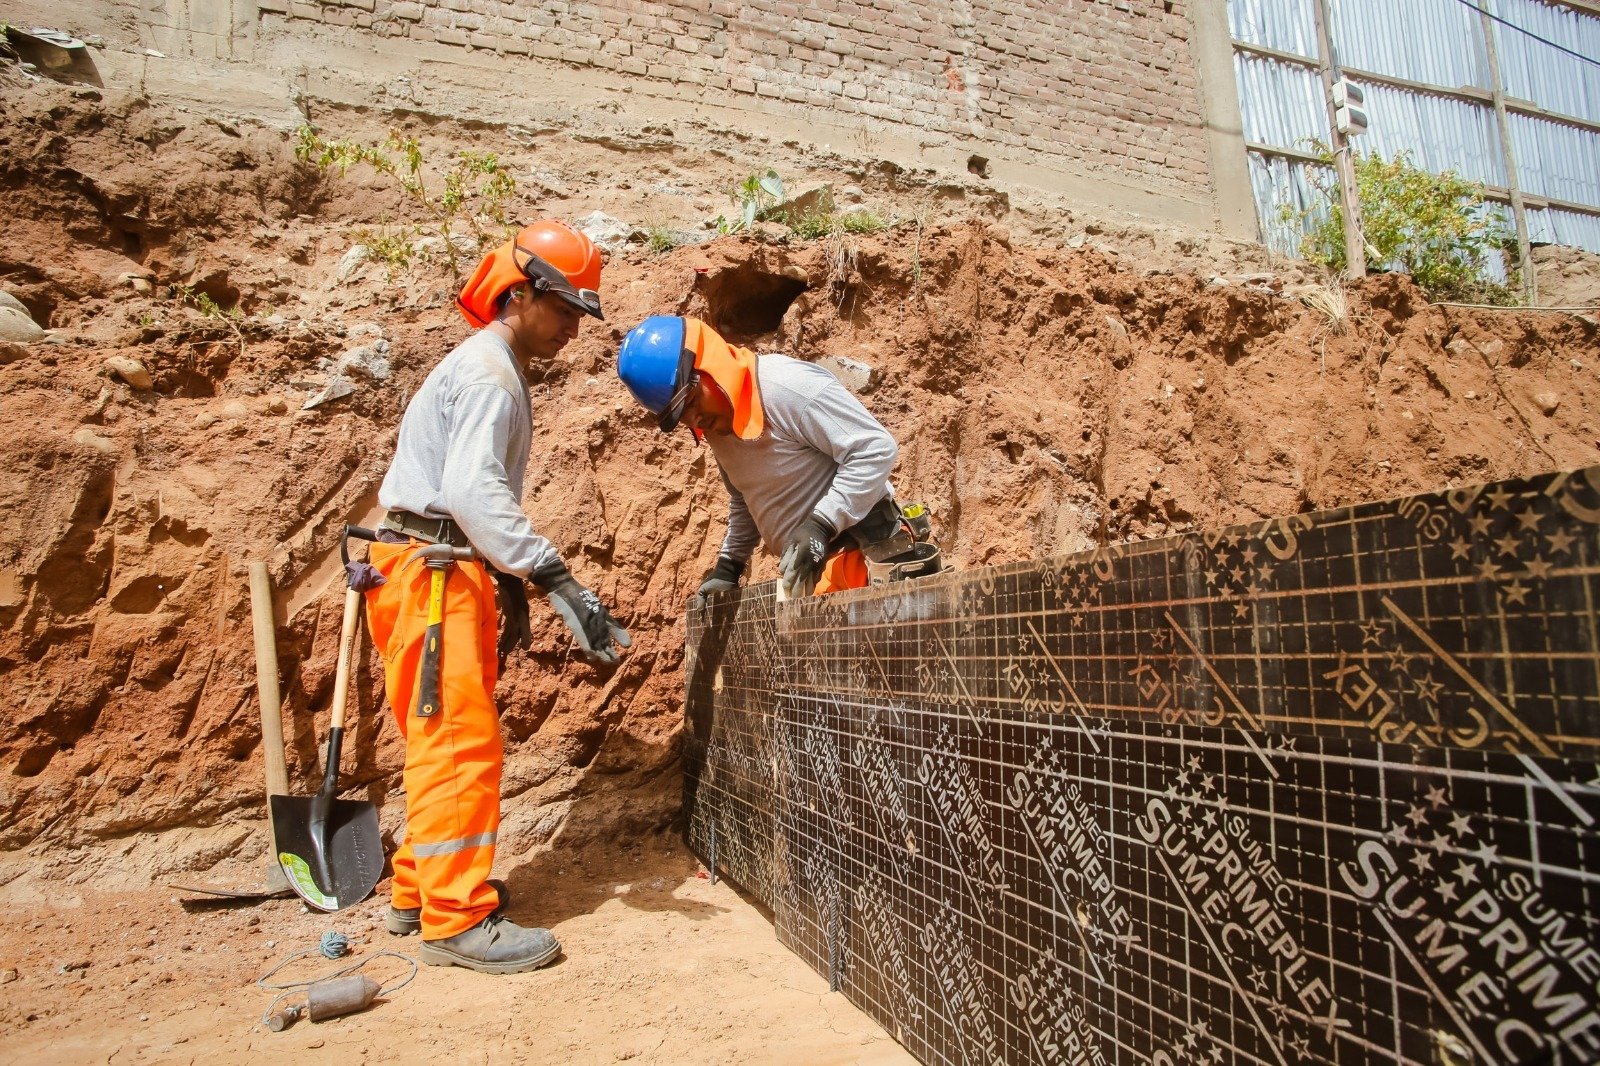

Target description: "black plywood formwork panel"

left=683, top=466, right=1600, bottom=1066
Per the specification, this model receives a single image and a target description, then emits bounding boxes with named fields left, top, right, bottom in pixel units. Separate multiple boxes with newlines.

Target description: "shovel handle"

left=341, top=524, right=378, bottom=567
left=329, top=586, right=361, bottom=733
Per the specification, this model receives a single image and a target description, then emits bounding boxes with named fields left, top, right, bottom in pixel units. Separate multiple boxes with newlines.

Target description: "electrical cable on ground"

left=256, top=941, right=418, bottom=1029
left=319, top=931, right=350, bottom=959
left=1445, top=0, right=1600, bottom=70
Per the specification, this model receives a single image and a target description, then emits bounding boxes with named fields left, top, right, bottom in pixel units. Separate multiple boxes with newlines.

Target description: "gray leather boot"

left=419, top=914, right=562, bottom=975
left=385, top=878, right=510, bottom=937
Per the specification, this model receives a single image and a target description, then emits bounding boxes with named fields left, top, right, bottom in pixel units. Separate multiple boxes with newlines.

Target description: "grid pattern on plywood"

left=683, top=467, right=1600, bottom=1065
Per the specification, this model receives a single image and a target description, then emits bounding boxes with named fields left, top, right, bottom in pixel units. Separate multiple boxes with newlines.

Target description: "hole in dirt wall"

left=698, top=266, right=807, bottom=345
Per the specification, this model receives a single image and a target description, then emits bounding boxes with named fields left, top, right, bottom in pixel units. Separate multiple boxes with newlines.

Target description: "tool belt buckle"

left=858, top=500, right=941, bottom=585
left=382, top=510, right=466, bottom=548
left=865, top=542, right=943, bottom=585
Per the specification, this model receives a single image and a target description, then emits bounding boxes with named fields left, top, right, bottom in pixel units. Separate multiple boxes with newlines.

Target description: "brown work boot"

left=419, top=914, right=561, bottom=975
left=385, top=878, right=510, bottom=937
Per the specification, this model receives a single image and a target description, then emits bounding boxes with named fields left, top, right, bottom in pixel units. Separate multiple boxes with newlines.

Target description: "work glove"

left=778, top=512, right=834, bottom=601
left=689, top=554, right=746, bottom=611
left=698, top=555, right=746, bottom=597
left=532, top=559, right=633, bottom=666
left=492, top=570, right=532, bottom=670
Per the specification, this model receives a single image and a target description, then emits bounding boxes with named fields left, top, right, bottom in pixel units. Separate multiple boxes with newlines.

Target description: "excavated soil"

left=2, top=75, right=1598, bottom=1061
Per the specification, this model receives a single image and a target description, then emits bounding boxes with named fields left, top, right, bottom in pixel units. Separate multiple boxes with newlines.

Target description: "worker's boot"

left=385, top=878, right=510, bottom=937
left=419, top=913, right=562, bottom=975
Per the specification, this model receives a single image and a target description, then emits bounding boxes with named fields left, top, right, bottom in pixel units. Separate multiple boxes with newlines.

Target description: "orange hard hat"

left=513, top=219, right=603, bottom=319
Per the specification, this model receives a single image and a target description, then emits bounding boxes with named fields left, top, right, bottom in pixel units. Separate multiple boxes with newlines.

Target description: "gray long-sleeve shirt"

left=708, top=354, right=898, bottom=562
left=376, top=330, right=559, bottom=577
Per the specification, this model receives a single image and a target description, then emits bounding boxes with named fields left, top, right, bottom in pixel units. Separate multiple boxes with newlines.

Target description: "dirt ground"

left=3, top=53, right=1600, bottom=1064
left=0, top=834, right=912, bottom=1064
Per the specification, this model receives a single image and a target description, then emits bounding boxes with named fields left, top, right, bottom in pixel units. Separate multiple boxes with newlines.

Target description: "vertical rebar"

left=1476, top=0, right=1539, bottom=304
left=828, top=914, right=841, bottom=993
left=708, top=820, right=718, bottom=886
left=1312, top=0, right=1368, bottom=280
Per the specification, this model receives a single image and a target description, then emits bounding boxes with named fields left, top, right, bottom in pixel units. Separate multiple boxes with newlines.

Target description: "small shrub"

left=170, top=284, right=247, bottom=355
left=788, top=209, right=890, bottom=240
left=710, top=169, right=786, bottom=235
left=789, top=211, right=836, bottom=241
left=294, top=126, right=517, bottom=282
left=355, top=224, right=420, bottom=275
left=1293, top=147, right=1519, bottom=304
left=645, top=224, right=681, bottom=253
left=172, top=283, right=240, bottom=321
left=736, top=169, right=785, bottom=229
left=838, top=209, right=888, bottom=235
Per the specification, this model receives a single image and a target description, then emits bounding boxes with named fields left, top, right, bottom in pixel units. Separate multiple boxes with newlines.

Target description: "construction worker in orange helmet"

left=364, top=218, right=630, bottom=975
left=616, top=315, right=940, bottom=600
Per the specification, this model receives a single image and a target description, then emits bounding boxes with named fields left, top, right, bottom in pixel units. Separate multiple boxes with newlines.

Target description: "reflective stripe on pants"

left=364, top=540, right=503, bottom=941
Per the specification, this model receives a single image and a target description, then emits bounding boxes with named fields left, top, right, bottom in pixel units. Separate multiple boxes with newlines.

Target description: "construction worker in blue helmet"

left=615, top=315, right=939, bottom=600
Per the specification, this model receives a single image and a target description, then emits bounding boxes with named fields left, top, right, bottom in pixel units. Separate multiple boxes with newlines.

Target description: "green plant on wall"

left=789, top=208, right=890, bottom=240
left=710, top=169, right=786, bottom=234
left=644, top=222, right=681, bottom=254
left=1289, top=147, right=1519, bottom=305
left=294, top=126, right=517, bottom=281
left=354, top=224, right=422, bottom=276
left=172, top=283, right=241, bottom=321
left=170, top=283, right=248, bottom=355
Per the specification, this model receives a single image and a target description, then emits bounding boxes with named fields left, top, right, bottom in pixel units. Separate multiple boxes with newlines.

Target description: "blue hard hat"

left=617, top=315, right=690, bottom=417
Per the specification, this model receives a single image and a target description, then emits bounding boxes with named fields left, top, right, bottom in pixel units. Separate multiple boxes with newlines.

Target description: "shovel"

left=269, top=528, right=384, bottom=912
left=171, top=561, right=300, bottom=905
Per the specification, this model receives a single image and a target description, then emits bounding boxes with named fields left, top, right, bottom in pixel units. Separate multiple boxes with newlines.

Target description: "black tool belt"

left=845, top=496, right=943, bottom=584
left=380, top=510, right=472, bottom=548
left=847, top=495, right=919, bottom=563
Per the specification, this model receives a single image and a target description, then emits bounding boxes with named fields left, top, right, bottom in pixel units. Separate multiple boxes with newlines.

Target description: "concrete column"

left=1186, top=0, right=1260, bottom=242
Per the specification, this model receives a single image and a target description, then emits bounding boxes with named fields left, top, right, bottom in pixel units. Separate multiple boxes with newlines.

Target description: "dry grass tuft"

left=1292, top=283, right=1349, bottom=335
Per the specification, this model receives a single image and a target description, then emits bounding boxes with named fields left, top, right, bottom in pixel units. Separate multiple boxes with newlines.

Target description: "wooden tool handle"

left=329, top=587, right=362, bottom=732
left=248, top=561, right=288, bottom=797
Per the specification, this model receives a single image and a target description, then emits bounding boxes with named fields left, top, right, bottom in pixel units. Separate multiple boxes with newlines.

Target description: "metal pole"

left=1476, top=0, right=1539, bottom=304
left=1311, top=0, right=1367, bottom=279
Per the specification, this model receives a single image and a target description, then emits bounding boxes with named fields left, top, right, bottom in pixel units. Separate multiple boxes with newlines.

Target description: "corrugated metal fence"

left=1228, top=0, right=1600, bottom=270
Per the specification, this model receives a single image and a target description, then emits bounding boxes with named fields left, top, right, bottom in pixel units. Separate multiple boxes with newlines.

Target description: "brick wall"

left=255, top=0, right=1215, bottom=200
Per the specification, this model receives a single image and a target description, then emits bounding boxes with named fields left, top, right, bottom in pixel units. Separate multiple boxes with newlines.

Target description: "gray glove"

left=532, top=560, right=632, bottom=665
left=778, top=512, right=834, bottom=600
left=492, top=570, right=532, bottom=670
left=698, top=555, right=746, bottom=597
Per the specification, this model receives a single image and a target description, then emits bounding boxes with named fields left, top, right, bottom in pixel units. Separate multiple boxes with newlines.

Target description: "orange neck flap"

left=686, top=318, right=764, bottom=441
left=456, top=238, right=524, bottom=328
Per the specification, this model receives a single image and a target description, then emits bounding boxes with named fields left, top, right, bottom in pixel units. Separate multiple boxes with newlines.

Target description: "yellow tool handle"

left=415, top=565, right=448, bottom=718
left=425, top=566, right=446, bottom=627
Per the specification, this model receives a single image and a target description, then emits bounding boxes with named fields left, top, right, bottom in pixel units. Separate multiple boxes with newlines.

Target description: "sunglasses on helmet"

left=513, top=242, right=603, bottom=320
left=658, top=346, right=699, bottom=432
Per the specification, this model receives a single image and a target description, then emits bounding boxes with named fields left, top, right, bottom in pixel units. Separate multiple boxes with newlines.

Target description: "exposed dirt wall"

left=3, top=84, right=1597, bottom=886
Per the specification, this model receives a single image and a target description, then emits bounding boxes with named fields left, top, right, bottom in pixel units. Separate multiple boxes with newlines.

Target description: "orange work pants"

left=815, top=548, right=869, bottom=595
left=364, top=540, right=503, bottom=941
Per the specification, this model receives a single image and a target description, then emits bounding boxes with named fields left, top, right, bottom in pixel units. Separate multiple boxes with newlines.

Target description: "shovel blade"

left=269, top=794, right=383, bottom=912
